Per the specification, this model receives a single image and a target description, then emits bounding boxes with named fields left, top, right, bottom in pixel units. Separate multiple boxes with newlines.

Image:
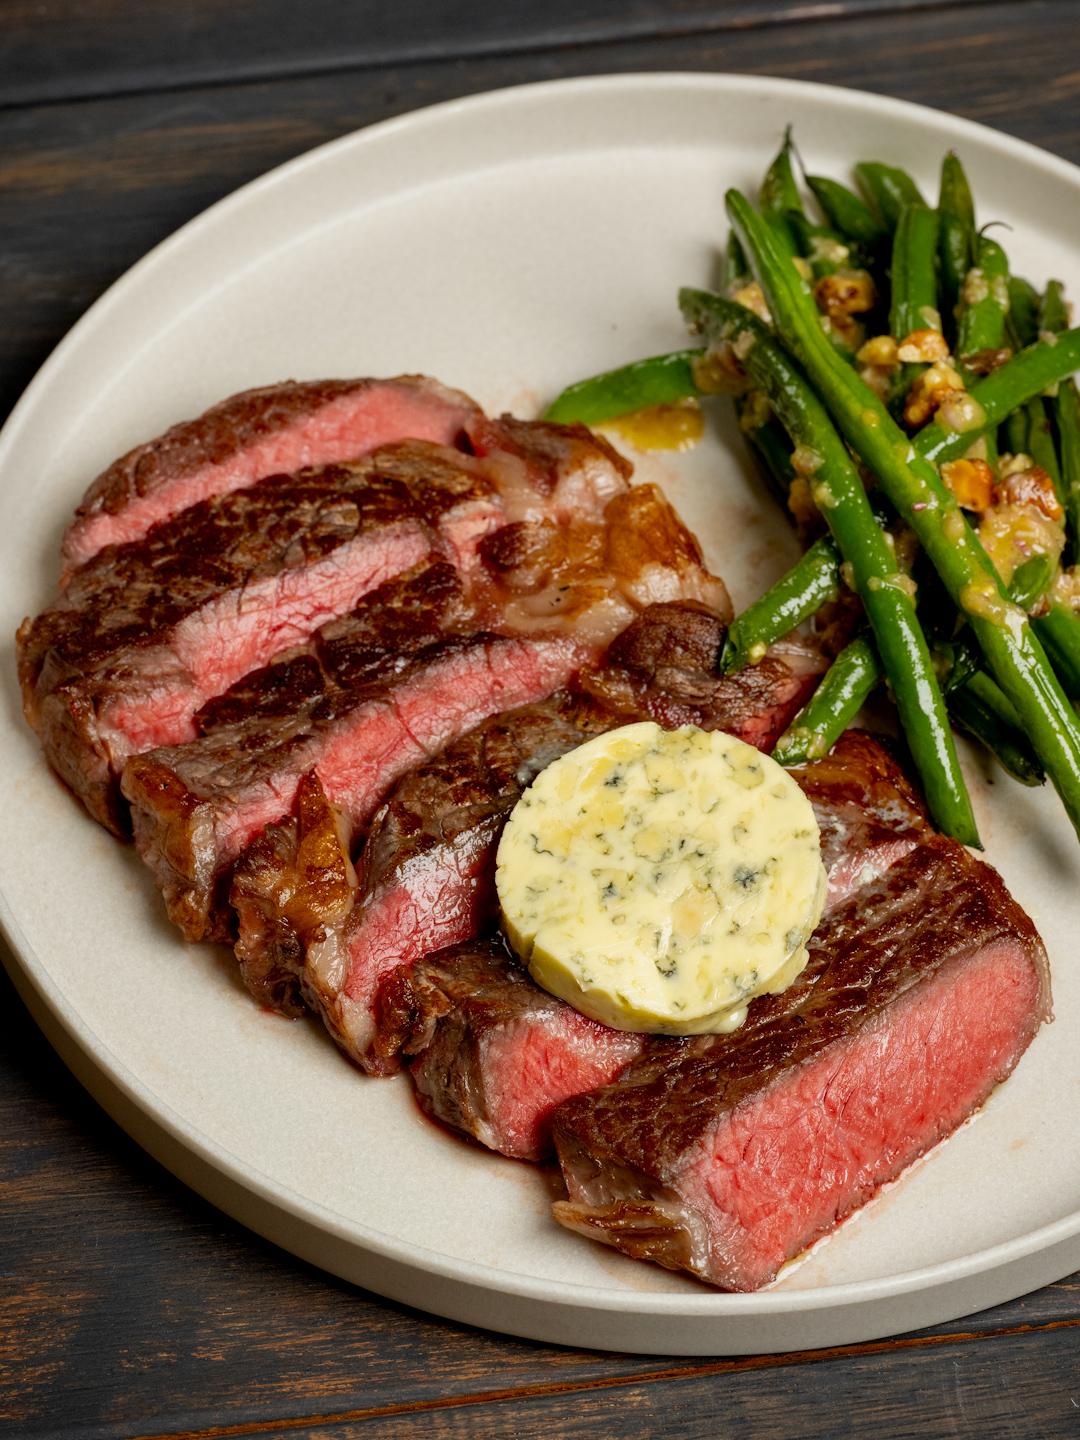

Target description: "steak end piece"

left=378, top=939, right=647, bottom=1161
left=552, top=837, right=1051, bottom=1291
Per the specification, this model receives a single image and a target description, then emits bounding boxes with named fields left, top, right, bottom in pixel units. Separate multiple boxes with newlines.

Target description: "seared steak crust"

left=552, top=836, right=1051, bottom=1289
left=576, top=603, right=818, bottom=745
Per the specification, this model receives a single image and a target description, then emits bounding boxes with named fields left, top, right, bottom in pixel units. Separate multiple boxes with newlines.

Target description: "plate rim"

left=4, top=68, right=1080, bottom=1338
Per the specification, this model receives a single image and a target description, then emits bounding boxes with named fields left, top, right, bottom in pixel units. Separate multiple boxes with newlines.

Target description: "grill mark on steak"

left=363, top=730, right=937, bottom=1156
left=551, top=836, right=1051, bottom=1291
left=62, top=375, right=484, bottom=571
left=122, top=561, right=592, bottom=943
left=20, top=444, right=505, bottom=834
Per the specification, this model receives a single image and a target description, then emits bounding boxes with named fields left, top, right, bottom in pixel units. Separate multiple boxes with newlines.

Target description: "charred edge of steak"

left=22, top=448, right=499, bottom=833
left=233, top=771, right=357, bottom=1015
left=551, top=836, right=1051, bottom=1290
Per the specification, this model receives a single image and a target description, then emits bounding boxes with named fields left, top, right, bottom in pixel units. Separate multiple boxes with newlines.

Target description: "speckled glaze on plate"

left=2, top=73, right=1079, bottom=1354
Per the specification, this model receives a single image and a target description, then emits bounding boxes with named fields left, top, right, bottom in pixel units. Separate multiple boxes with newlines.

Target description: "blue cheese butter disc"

left=496, top=721, right=826, bottom=1035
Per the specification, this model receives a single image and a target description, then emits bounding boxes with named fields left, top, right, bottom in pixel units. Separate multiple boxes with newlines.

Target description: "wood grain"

left=0, top=0, right=994, bottom=107
left=3, top=1, right=1080, bottom=425
left=4, top=1, right=1080, bottom=1436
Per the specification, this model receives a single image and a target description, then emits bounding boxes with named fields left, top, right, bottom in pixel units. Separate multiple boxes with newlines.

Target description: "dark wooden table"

left=4, top=3, right=1080, bottom=1435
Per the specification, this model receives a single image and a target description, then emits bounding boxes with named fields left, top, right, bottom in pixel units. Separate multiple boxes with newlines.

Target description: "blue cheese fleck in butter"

left=496, top=721, right=825, bottom=1034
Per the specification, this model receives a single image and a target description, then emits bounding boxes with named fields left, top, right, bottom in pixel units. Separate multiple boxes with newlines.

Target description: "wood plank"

left=3, top=0, right=1079, bottom=428
left=0, top=0, right=994, bottom=108
left=285, top=1328, right=1080, bottom=1439
left=2, top=941, right=1078, bottom=1440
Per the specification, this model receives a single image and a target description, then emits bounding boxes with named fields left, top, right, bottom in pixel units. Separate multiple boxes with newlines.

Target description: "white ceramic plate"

left=2, top=74, right=1079, bottom=1356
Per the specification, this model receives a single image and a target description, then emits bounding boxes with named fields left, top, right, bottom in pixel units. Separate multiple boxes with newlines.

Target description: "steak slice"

left=20, top=443, right=503, bottom=833
left=230, top=602, right=820, bottom=1062
left=369, top=729, right=937, bottom=1154
left=61, top=374, right=483, bottom=570
left=379, top=938, right=648, bottom=1161
left=788, top=729, right=930, bottom=909
left=551, top=837, right=1051, bottom=1291
left=122, top=563, right=591, bottom=942
left=232, top=694, right=612, bottom=1027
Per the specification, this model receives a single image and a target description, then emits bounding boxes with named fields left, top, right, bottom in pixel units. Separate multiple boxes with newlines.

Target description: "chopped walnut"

left=896, top=328, right=951, bottom=365
left=856, top=335, right=899, bottom=368
left=1000, top=464, right=1063, bottom=523
left=813, top=269, right=876, bottom=318
left=730, top=281, right=771, bottom=324
left=903, top=361, right=966, bottom=427
left=958, top=346, right=1013, bottom=377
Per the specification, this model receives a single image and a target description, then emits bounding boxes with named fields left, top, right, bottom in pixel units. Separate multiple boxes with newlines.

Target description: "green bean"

left=1035, top=604, right=1080, bottom=699
left=727, top=187, right=1080, bottom=839
left=854, top=162, right=926, bottom=232
left=1025, top=398, right=1062, bottom=495
left=543, top=349, right=703, bottom=425
left=1057, top=377, right=1080, bottom=556
left=938, top=152, right=976, bottom=343
left=682, top=284, right=978, bottom=844
left=772, top=637, right=881, bottom=766
left=721, top=535, right=840, bottom=672
left=1007, top=276, right=1040, bottom=348
left=1035, top=278, right=1077, bottom=543
left=949, top=682, right=1045, bottom=786
left=915, top=329, right=1080, bottom=464
left=761, top=129, right=803, bottom=216
left=1040, top=279, right=1071, bottom=336
left=1002, top=406, right=1030, bottom=457
left=760, top=129, right=802, bottom=259
left=889, top=204, right=942, bottom=340
left=1009, top=553, right=1057, bottom=612
left=724, top=231, right=751, bottom=291
left=742, top=411, right=797, bottom=508
left=889, top=203, right=942, bottom=412
left=956, top=234, right=1010, bottom=383
left=807, top=175, right=887, bottom=252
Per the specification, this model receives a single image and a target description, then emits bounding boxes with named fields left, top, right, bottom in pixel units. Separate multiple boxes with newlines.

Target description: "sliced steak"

left=62, top=375, right=483, bottom=570
left=231, top=602, right=819, bottom=1064
left=233, top=694, right=612, bottom=1027
left=368, top=729, right=937, bottom=1154
left=123, top=563, right=591, bottom=942
left=20, top=444, right=503, bottom=833
left=574, top=604, right=818, bottom=745
left=379, top=938, right=647, bottom=1161
left=552, top=837, right=1051, bottom=1291
left=788, top=729, right=930, bottom=909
